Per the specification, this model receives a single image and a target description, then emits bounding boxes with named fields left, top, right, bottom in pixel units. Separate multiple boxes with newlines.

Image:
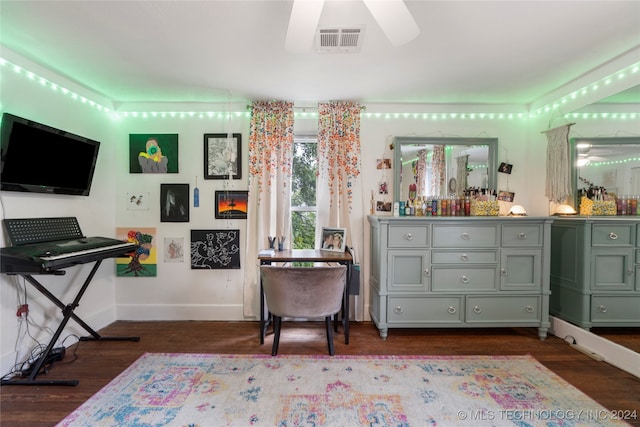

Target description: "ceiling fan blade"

left=285, top=0, right=325, bottom=53
left=363, top=0, right=419, bottom=46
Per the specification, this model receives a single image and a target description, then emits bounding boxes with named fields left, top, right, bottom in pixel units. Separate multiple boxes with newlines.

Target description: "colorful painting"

left=190, top=229, right=240, bottom=269
left=214, top=191, right=248, bottom=219
left=116, top=227, right=157, bottom=277
left=129, top=134, right=179, bottom=173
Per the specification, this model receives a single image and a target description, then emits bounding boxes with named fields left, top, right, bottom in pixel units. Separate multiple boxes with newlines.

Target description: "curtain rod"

left=245, top=104, right=366, bottom=111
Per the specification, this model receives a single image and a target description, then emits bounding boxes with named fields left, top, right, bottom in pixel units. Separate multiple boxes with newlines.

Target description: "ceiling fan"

left=285, top=0, right=420, bottom=53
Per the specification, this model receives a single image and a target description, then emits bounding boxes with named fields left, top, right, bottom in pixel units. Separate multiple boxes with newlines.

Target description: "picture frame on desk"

left=320, top=227, right=346, bottom=252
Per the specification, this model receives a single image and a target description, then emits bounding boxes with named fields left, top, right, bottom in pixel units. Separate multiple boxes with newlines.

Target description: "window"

left=291, top=134, right=318, bottom=249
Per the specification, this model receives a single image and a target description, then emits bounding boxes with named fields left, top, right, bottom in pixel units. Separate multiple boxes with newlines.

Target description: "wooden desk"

left=258, top=249, right=353, bottom=345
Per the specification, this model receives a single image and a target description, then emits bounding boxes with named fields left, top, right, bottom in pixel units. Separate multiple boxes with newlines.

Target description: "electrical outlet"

left=16, top=304, right=28, bottom=317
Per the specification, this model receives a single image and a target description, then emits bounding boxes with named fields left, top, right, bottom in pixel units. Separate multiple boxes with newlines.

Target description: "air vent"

left=316, top=27, right=364, bottom=53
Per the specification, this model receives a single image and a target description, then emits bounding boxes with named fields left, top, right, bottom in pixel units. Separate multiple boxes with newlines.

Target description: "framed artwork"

left=320, top=227, right=347, bottom=252
left=163, top=237, right=184, bottom=263
left=214, top=190, right=248, bottom=219
left=116, top=227, right=157, bottom=277
left=191, top=229, right=241, bottom=269
left=160, top=184, right=189, bottom=222
left=129, top=134, right=179, bottom=173
left=204, top=133, right=242, bottom=180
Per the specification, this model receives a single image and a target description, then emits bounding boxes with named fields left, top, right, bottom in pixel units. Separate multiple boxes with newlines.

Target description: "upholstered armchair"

left=259, top=265, right=347, bottom=356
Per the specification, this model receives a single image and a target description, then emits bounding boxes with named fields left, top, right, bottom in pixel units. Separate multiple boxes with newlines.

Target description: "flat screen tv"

left=0, top=113, right=100, bottom=196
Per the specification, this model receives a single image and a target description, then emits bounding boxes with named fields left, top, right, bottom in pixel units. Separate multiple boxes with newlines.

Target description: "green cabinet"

left=368, top=216, right=553, bottom=339
left=550, top=218, right=640, bottom=328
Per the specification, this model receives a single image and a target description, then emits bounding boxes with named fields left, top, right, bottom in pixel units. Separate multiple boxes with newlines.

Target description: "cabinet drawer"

left=432, top=225, right=499, bottom=248
left=388, top=296, right=463, bottom=323
left=388, top=224, right=429, bottom=248
left=591, top=295, right=640, bottom=322
left=432, top=266, right=498, bottom=291
left=466, top=295, right=540, bottom=323
left=592, top=224, right=634, bottom=246
left=502, top=224, right=543, bottom=247
left=431, top=250, right=498, bottom=264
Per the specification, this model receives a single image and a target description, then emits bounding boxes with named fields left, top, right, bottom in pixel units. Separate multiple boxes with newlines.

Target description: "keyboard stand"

left=1, top=260, right=140, bottom=387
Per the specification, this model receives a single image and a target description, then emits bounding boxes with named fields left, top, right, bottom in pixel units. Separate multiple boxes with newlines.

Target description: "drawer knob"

left=447, top=306, right=457, bottom=314
left=598, top=305, right=607, bottom=313
left=609, top=232, right=618, bottom=240
left=394, top=306, right=403, bottom=314
left=461, top=254, right=469, bottom=261
left=525, top=305, right=534, bottom=313
left=460, top=275, right=470, bottom=284
left=460, top=232, right=470, bottom=240
left=473, top=305, right=482, bottom=314
left=404, top=233, right=413, bottom=241
left=518, top=233, right=527, bottom=239
left=501, top=268, right=507, bottom=276
left=628, top=268, right=634, bottom=276
left=424, top=268, right=430, bottom=277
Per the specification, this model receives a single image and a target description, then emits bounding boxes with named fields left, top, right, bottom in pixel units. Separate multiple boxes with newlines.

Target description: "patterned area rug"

left=57, top=353, right=629, bottom=427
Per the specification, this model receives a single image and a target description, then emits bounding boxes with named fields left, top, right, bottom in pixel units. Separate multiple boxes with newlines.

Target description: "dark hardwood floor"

left=1, top=321, right=639, bottom=426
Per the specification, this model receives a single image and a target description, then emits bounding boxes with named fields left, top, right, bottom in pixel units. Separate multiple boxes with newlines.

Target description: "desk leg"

left=259, top=261, right=273, bottom=344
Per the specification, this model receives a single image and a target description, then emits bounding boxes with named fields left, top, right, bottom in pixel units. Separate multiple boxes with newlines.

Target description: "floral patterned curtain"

left=316, top=101, right=363, bottom=320
left=317, top=101, right=362, bottom=215
left=243, top=100, right=294, bottom=318
left=431, top=144, right=445, bottom=196
left=416, top=149, right=427, bottom=196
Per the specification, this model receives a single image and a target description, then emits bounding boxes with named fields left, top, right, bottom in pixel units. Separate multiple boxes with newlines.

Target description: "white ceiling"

left=1, top=0, right=639, bottom=107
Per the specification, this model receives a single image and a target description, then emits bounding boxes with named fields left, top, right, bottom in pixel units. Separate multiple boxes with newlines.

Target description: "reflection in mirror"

left=393, top=137, right=498, bottom=203
left=570, top=137, right=640, bottom=211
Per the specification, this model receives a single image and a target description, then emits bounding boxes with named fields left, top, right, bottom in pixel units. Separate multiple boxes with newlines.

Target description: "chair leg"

left=272, top=316, right=282, bottom=356
left=325, top=316, right=335, bottom=356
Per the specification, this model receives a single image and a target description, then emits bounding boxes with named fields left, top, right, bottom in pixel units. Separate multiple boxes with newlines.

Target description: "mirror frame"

left=393, top=136, right=499, bottom=201
left=570, top=136, right=640, bottom=209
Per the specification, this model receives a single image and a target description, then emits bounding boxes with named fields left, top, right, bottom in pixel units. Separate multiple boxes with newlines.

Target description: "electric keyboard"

left=0, top=217, right=137, bottom=274
left=0, top=236, right=137, bottom=274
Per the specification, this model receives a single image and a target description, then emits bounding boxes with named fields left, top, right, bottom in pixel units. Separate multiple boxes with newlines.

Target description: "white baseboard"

left=116, top=304, right=245, bottom=321
left=550, top=316, right=640, bottom=379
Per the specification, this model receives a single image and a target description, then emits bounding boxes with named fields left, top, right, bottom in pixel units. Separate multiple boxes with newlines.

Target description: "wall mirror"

left=393, top=136, right=498, bottom=203
left=568, top=85, right=640, bottom=356
left=570, top=136, right=640, bottom=209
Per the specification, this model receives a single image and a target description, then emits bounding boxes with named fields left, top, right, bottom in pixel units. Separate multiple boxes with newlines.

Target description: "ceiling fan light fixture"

left=285, top=0, right=326, bottom=53
left=362, top=0, right=419, bottom=46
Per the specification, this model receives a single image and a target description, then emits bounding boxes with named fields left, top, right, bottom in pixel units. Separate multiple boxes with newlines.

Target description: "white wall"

left=2, top=50, right=638, bottom=376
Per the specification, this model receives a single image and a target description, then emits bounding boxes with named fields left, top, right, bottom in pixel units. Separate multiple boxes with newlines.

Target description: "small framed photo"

left=320, top=227, right=347, bottom=252
left=498, top=162, right=513, bottom=174
left=214, top=190, right=248, bottom=219
left=204, top=133, right=242, bottom=180
left=160, top=184, right=189, bottom=222
left=497, top=190, right=515, bottom=202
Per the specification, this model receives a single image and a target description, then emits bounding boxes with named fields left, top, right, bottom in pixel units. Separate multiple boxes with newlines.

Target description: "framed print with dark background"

left=204, top=133, right=241, bottom=179
left=215, top=190, right=248, bottom=219
left=160, top=183, right=189, bottom=222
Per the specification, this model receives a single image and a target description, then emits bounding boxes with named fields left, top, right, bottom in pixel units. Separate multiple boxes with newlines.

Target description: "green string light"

left=1, top=56, right=638, bottom=121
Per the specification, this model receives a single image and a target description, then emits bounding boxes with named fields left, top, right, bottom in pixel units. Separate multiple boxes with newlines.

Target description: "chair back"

left=260, top=265, right=346, bottom=318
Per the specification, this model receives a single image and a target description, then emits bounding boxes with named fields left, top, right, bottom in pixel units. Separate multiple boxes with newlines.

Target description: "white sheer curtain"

left=316, top=101, right=364, bottom=320
left=243, top=101, right=294, bottom=318
left=544, top=123, right=573, bottom=203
